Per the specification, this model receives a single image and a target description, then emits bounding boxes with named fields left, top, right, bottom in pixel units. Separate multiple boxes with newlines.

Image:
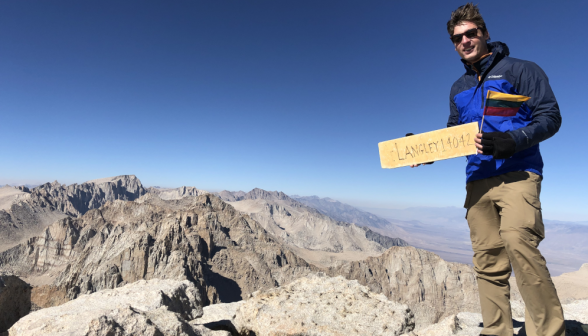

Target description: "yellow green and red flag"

left=484, top=90, right=531, bottom=117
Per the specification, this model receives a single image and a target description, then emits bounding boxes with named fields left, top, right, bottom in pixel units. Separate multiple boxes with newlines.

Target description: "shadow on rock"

left=202, top=263, right=242, bottom=303
left=0, top=275, right=31, bottom=333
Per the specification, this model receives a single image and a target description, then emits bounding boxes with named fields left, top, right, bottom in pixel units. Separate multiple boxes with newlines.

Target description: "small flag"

left=479, top=90, right=531, bottom=133
left=484, top=90, right=531, bottom=117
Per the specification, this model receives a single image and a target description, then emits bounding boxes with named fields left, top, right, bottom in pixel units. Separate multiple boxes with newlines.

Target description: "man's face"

left=452, top=21, right=490, bottom=63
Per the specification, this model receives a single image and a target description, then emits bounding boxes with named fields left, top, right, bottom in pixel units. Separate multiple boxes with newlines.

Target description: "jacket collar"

left=461, top=41, right=510, bottom=79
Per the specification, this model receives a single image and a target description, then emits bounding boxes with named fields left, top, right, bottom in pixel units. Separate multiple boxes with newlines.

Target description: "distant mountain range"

left=3, top=175, right=583, bottom=276
left=215, top=189, right=407, bottom=267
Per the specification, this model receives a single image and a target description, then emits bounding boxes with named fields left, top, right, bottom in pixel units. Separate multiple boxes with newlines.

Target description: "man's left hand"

left=475, top=132, right=516, bottom=159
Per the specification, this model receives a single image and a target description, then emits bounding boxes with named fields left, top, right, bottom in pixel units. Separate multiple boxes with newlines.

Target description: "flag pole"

left=479, top=90, right=490, bottom=133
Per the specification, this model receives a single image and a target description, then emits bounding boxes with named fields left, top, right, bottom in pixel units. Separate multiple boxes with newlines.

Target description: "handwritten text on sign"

left=378, top=122, right=478, bottom=169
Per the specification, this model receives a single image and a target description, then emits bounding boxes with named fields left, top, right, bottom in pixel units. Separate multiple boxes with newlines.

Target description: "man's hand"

left=406, top=133, right=434, bottom=167
left=475, top=132, right=516, bottom=159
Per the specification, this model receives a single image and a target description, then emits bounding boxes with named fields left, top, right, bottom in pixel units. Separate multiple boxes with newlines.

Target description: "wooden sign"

left=378, top=122, right=479, bottom=169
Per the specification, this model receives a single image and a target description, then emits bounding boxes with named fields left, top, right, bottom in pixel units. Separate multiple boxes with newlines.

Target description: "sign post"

left=378, top=122, right=479, bottom=169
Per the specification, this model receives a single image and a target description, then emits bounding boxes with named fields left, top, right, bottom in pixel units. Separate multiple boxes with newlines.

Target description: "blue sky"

left=1, top=1, right=587, bottom=221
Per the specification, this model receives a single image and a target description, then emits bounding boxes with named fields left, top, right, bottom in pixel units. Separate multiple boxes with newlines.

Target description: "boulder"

left=233, top=272, right=415, bottom=336
left=8, top=279, right=204, bottom=336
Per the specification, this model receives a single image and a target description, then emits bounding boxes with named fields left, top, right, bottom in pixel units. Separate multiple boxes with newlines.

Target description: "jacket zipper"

left=478, top=69, right=485, bottom=109
left=480, top=79, right=485, bottom=109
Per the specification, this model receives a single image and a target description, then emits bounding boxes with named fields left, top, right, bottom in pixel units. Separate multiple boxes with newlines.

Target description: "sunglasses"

left=450, top=27, right=482, bottom=44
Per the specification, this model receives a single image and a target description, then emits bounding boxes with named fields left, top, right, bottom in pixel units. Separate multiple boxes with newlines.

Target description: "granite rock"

left=8, top=279, right=203, bottom=336
left=233, top=272, right=415, bottom=336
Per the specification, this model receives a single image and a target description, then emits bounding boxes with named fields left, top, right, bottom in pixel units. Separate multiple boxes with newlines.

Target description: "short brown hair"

left=447, top=3, right=487, bottom=36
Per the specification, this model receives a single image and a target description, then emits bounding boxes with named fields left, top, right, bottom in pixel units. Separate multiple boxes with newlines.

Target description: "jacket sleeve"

left=447, top=96, right=460, bottom=127
left=508, top=61, right=562, bottom=152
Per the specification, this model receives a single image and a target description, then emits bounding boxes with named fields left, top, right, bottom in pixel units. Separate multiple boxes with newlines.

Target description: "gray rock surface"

left=8, top=279, right=204, bottom=336
left=233, top=272, right=414, bottom=336
left=0, top=175, right=146, bottom=252
left=0, top=274, right=31, bottom=333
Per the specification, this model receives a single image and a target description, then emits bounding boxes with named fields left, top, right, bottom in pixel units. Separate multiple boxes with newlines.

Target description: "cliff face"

left=0, top=193, right=318, bottom=307
left=329, top=246, right=480, bottom=329
left=0, top=175, right=146, bottom=252
left=31, top=175, right=147, bottom=217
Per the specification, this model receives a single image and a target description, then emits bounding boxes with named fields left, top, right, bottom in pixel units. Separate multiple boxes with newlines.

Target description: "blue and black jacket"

left=448, top=41, right=562, bottom=183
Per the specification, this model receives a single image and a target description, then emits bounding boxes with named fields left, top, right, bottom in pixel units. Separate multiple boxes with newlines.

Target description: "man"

left=446, top=3, right=564, bottom=336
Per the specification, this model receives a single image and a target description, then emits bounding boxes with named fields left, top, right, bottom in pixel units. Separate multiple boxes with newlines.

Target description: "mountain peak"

left=244, top=188, right=291, bottom=201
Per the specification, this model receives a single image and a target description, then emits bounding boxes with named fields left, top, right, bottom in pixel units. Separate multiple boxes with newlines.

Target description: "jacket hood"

left=487, top=41, right=510, bottom=57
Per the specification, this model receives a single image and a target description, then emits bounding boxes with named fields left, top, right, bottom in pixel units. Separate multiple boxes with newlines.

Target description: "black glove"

left=405, top=133, right=433, bottom=165
left=480, top=132, right=516, bottom=159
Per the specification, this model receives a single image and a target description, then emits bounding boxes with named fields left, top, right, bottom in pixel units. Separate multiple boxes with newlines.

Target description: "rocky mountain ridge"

left=292, top=195, right=393, bottom=230
left=0, top=193, right=319, bottom=306
left=0, top=175, right=146, bottom=252
left=0, top=177, right=481, bottom=331
left=218, top=188, right=408, bottom=261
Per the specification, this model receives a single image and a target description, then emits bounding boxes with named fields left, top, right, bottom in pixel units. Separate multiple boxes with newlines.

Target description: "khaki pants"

left=465, top=171, right=565, bottom=336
